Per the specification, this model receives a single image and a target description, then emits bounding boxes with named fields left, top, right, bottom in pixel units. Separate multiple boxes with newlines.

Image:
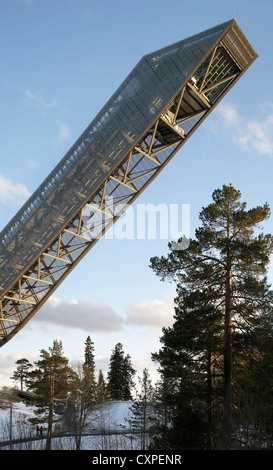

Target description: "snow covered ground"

left=0, top=399, right=141, bottom=450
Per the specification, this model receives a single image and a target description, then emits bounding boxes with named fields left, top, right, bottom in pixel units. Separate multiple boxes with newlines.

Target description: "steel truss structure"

left=0, top=19, right=257, bottom=346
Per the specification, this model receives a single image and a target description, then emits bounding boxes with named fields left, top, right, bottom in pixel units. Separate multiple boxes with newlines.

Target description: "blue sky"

left=1, top=0, right=273, bottom=388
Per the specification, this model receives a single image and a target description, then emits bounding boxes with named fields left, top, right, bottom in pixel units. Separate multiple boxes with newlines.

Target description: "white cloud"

left=0, top=353, right=30, bottom=384
left=0, top=173, right=31, bottom=204
left=126, top=297, right=174, bottom=331
left=212, top=101, right=273, bottom=156
left=0, top=354, right=18, bottom=383
left=23, top=88, right=58, bottom=110
left=217, top=102, right=241, bottom=127
left=35, top=296, right=124, bottom=333
left=57, top=124, right=71, bottom=143
left=31, top=294, right=175, bottom=334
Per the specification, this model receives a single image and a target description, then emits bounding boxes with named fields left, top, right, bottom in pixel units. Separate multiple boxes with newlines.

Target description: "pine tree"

left=150, top=184, right=273, bottom=449
left=97, top=369, right=107, bottom=401
left=107, top=343, right=136, bottom=400
left=27, top=339, right=71, bottom=450
left=108, top=343, right=124, bottom=400
left=127, top=368, right=154, bottom=449
left=64, top=338, right=103, bottom=450
left=123, top=354, right=136, bottom=400
left=233, top=312, right=273, bottom=447
left=83, top=336, right=96, bottom=401
left=148, top=377, right=176, bottom=450
left=152, top=288, right=222, bottom=449
left=83, top=336, right=95, bottom=371
left=10, top=358, right=33, bottom=391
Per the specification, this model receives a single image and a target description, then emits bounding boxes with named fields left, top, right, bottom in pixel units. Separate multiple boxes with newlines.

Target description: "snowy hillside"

left=0, top=399, right=140, bottom=450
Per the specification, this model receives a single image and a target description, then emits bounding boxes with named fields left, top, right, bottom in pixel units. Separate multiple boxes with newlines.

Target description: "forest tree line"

left=10, top=338, right=139, bottom=450
left=9, top=185, right=273, bottom=450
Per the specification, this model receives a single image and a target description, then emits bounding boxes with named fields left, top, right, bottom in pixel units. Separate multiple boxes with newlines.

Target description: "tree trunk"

left=75, top=411, right=84, bottom=450
left=222, top=257, right=233, bottom=449
left=206, top=345, right=214, bottom=450
left=46, top=367, right=54, bottom=450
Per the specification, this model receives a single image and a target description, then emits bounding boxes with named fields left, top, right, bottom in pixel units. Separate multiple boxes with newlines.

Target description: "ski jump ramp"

left=0, top=20, right=257, bottom=346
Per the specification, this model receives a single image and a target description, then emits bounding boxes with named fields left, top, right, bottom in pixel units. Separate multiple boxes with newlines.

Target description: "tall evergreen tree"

left=108, top=343, right=125, bottom=400
left=97, top=369, right=107, bottom=401
left=83, top=336, right=96, bottom=400
left=84, top=336, right=95, bottom=371
left=107, top=343, right=136, bottom=400
left=123, top=354, right=136, bottom=400
left=27, top=340, right=71, bottom=450
left=148, top=377, right=174, bottom=450
left=152, top=290, right=221, bottom=449
left=150, top=184, right=273, bottom=449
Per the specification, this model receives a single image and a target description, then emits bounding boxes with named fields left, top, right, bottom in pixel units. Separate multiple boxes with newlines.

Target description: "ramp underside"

left=0, top=20, right=257, bottom=346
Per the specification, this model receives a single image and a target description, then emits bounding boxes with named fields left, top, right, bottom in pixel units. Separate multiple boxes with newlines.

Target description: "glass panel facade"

left=0, top=21, right=234, bottom=294
left=0, top=19, right=258, bottom=344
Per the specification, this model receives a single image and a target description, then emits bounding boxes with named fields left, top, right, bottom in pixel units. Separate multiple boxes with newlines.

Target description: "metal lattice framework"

left=0, top=19, right=257, bottom=346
